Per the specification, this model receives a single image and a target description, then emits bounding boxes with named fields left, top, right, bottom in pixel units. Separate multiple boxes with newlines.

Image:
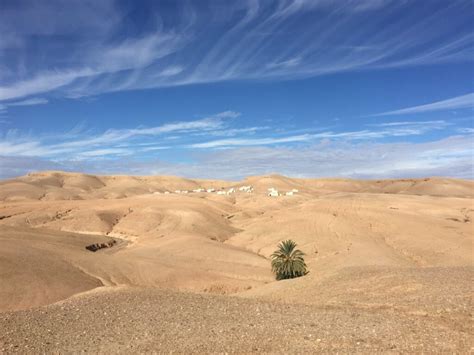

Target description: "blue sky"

left=0, top=0, right=473, bottom=179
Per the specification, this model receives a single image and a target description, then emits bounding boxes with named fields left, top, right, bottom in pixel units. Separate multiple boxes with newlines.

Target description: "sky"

left=0, top=0, right=473, bottom=180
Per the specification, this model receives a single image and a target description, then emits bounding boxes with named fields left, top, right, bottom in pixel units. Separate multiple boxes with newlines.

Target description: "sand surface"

left=0, top=171, right=472, bottom=352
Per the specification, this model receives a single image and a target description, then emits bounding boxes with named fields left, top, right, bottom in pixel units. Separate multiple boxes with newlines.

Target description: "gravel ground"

left=1, top=286, right=472, bottom=353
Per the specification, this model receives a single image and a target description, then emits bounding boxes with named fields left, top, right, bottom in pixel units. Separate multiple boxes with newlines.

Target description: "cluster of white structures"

left=268, top=187, right=299, bottom=197
left=155, top=186, right=249, bottom=196
left=152, top=185, right=298, bottom=197
left=239, top=185, right=254, bottom=193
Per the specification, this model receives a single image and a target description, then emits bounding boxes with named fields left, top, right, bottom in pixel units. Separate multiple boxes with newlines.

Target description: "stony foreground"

left=1, top=287, right=471, bottom=353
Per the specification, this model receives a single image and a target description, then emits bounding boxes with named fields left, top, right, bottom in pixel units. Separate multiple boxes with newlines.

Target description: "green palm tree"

left=271, top=240, right=308, bottom=280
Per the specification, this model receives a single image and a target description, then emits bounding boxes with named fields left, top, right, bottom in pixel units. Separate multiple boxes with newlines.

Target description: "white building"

left=239, top=185, right=253, bottom=193
left=268, top=187, right=279, bottom=197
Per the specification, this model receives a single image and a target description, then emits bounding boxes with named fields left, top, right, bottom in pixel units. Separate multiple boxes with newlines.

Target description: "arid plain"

left=0, top=171, right=472, bottom=352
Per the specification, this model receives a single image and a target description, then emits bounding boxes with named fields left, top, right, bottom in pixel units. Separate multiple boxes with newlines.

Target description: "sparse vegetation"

left=271, top=240, right=308, bottom=280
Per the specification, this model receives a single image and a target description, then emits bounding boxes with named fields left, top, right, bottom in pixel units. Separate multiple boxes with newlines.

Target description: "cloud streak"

left=190, top=134, right=312, bottom=148
left=0, top=0, right=472, bottom=102
left=0, top=111, right=241, bottom=157
left=0, top=110, right=458, bottom=163
left=2, top=134, right=472, bottom=180
left=0, top=106, right=471, bottom=180
left=0, top=97, right=49, bottom=113
left=192, top=121, right=451, bottom=149
left=149, top=135, right=474, bottom=180
left=373, top=93, right=474, bottom=116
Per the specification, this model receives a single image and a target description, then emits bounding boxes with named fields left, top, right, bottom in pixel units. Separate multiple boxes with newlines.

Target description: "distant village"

left=153, top=185, right=299, bottom=197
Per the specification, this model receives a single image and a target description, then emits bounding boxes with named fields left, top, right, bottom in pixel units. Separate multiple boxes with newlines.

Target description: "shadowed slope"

left=0, top=226, right=111, bottom=311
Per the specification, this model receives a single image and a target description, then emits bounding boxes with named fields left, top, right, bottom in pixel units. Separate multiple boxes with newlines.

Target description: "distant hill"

left=1, top=171, right=471, bottom=201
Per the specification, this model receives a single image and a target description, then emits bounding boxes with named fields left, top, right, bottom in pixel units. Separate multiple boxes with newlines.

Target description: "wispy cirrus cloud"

left=0, top=30, right=185, bottom=101
left=368, top=120, right=449, bottom=127
left=0, top=69, right=96, bottom=101
left=0, top=106, right=472, bottom=179
left=190, top=134, right=312, bottom=148
left=4, top=97, right=48, bottom=107
left=0, top=97, right=49, bottom=114
left=50, top=110, right=240, bottom=151
left=76, top=148, right=132, bottom=158
left=373, top=93, right=474, bottom=116
left=0, top=0, right=472, bottom=102
left=147, top=134, right=474, bottom=180
left=191, top=120, right=451, bottom=149
left=0, top=109, right=456, bottom=162
left=3, top=134, right=472, bottom=180
left=457, top=127, right=474, bottom=134
left=0, top=111, right=241, bottom=157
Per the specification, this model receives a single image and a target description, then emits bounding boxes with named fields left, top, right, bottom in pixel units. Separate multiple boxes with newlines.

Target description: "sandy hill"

left=0, top=171, right=472, bottom=352
left=1, top=171, right=472, bottom=202
left=0, top=171, right=234, bottom=201
left=303, top=176, right=474, bottom=197
left=244, top=174, right=474, bottom=197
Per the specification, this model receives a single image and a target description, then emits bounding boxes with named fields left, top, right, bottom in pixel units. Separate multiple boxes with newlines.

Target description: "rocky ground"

left=1, top=286, right=472, bottom=353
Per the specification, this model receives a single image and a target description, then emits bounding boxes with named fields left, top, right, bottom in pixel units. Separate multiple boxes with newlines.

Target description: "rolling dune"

left=0, top=171, right=472, bottom=352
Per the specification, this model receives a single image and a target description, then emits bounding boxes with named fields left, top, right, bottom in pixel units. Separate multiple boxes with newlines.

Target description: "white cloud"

left=0, top=97, right=49, bottom=114
left=0, top=69, right=96, bottom=101
left=191, top=134, right=313, bottom=148
left=368, top=120, right=448, bottom=127
left=157, top=66, right=184, bottom=77
left=200, top=126, right=269, bottom=137
left=313, top=129, right=423, bottom=140
left=0, top=108, right=470, bottom=180
left=77, top=148, right=132, bottom=158
left=141, top=146, right=170, bottom=152
left=1, top=132, right=472, bottom=180
left=266, top=57, right=302, bottom=69
left=191, top=122, right=449, bottom=149
left=0, top=140, right=47, bottom=156
left=153, top=135, right=474, bottom=180
left=457, top=127, right=474, bottom=134
left=0, top=1, right=472, bottom=101
left=54, top=135, right=474, bottom=180
left=0, top=32, right=184, bottom=101
left=0, top=111, right=240, bottom=157
left=92, top=33, right=184, bottom=73
left=0, top=112, right=450, bottom=158
left=6, top=97, right=49, bottom=106
left=373, top=93, right=474, bottom=116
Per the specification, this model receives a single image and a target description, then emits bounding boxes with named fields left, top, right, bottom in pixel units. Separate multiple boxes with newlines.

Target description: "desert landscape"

left=0, top=170, right=472, bottom=352
left=1, top=0, right=473, bottom=353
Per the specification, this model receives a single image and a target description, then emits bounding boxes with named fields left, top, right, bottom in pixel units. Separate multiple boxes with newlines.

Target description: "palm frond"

left=270, top=239, right=308, bottom=280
